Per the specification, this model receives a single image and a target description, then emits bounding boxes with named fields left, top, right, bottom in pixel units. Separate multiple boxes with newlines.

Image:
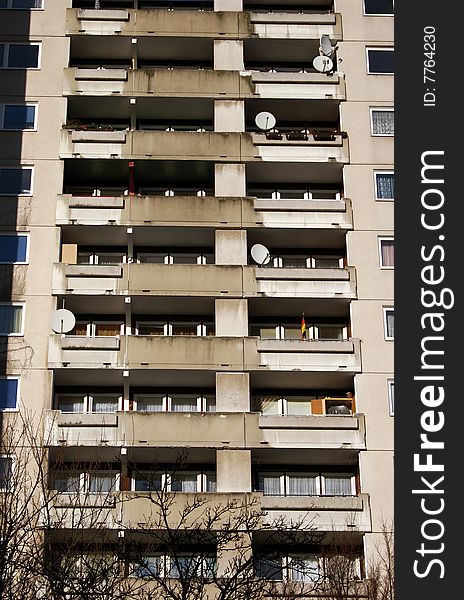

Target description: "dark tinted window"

left=364, top=0, right=394, bottom=14
left=367, top=49, right=394, bottom=73
left=0, top=235, right=28, bottom=263
left=7, top=44, right=40, bottom=68
left=0, top=378, right=18, bottom=410
left=0, top=168, right=33, bottom=195
left=3, top=105, right=36, bottom=129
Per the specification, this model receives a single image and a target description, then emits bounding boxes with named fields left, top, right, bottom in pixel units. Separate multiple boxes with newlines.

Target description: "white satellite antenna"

left=320, top=34, right=334, bottom=57
left=313, top=55, right=334, bottom=73
left=255, top=111, right=277, bottom=131
left=251, top=244, right=271, bottom=266
left=51, top=309, right=76, bottom=334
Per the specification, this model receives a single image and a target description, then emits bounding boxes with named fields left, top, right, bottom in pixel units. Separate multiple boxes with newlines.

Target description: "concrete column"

left=215, top=163, right=246, bottom=197
left=214, top=100, right=245, bottom=133
left=217, top=449, right=252, bottom=492
left=215, top=299, right=248, bottom=337
left=216, top=372, right=250, bottom=412
left=214, top=40, right=244, bottom=71
left=214, top=0, right=243, bottom=11
left=215, top=230, right=247, bottom=265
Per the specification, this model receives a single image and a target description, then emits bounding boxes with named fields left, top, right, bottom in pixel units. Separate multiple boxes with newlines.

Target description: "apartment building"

left=0, top=0, right=393, bottom=594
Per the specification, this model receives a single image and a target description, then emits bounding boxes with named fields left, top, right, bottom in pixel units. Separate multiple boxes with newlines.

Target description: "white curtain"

left=93, top=396, right=118, bottom=413
left=372, top=110, right=394, bottom=135
left=171, top=474, right=197, bottom=492
left=58, top=396, right=84, bottom=413
left=137, top=396, right=163, bottom=412
left=288, top=475, right=318, bottom=496
left=0, top=305, right=22, bottom=334
left=259, top=474, right=282, bottom=495
left=376, top=173, right=394, bottom=199
left=324, top=476, right=352, bottom=496
left=171, top=396, right=198, bottom=412
left=386, top=310, right=395, bottom=337
left=381, top=240, right=394, bottom=267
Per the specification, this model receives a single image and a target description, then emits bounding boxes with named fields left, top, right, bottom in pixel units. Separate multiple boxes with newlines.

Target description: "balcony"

left=48, top=335, right=360, bottom=373
left=51, top=263, right=356, bottom=300
left=65, top=9, right=341, bottom=41
left=66, top=8, right=251, bottom=37
left=251, top=338, right=362, bottom=373
left=249, top=11, right=342, bottom=40
left=63, top=68, right=252, bottom=98
left=262, top=493, right=371, bottom=532
left=60, top=129, right=348, bottom=164
left=63, top=67, right=345, bottom=101
left=44, top=410, right=365, bottom=450
left=56, top=194, right=353, bottom=230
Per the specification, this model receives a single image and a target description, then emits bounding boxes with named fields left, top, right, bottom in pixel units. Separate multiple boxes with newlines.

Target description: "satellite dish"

left=320, top=34, right=334, bottom=57
left=255, top=111, right=276, bottom=131
left=251, top=244, right=271, bottom=266
left=313, top=55, right=333, bottom=73
left=51, top=309, right=76, bottom=334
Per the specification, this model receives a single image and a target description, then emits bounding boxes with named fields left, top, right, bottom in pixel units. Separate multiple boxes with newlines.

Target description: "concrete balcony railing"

left=67, top=8, right=251, bottom=37
left=44, top=410, right=365, bottom=450
left=49, top=491, right=369, bottom=533
left=252, top=266, right=356, bottom=298
left=250, top=12, right=342, bottom=40
left=56, top=194, right=353, bottom=230
left=51, top=263, right=357, bottom=300
left=48, top=335, right=361, bottom=374
left=60, top=129, right=349, bottom=164
left=66, top=8, right=341, bottom=40
left=63, top=67, right=345, bottom=100
left=262, top=493, right=371, bottom=532
left=254, top=338, right=362, bottom=373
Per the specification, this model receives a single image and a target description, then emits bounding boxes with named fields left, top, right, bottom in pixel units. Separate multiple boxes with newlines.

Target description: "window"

left=56, top=392, right=122, bottom=414
left=375, top=171, right=394, bottom=200
left=379, top=238, right=394, bottom=268
left=0, top=456, right=13, bottom=490
left=289, top=556, right=320, bottom=582
left=0, top=43, right=41, bottom=68
left=0, top=104, right=37, bottom=130
left=134, top=392, right=215, bottom=412
left=371, top=109, right=394, bottom=135
left=169, top=555, right=216, bottom=579
left=255, top=557, right=283, bottom=580
left=0, top=377, right=19, bottom=411
left=363, top=0, right=394, bottom=15
left=53, top=471, right=119, bottom=494
left=383, top=308, right=394, bottom=340
left=132, top=470, right=216, bottom=493
left=0, top=233, right=29, bottom=263
left=135, top=320, right=214, bottom=337
left=70, top=321, right=124, bottom=337
left=255, top=395, right=313, bottom=416
left=367, top=47, right=394, bottom=74
left=388, top=380, right=394, bottom=416
left=0, top=0, right=43, bottom=8
left=321, top=474, right=355, bottom=496
left=0, top=303, right=24, bottom=335
left=0, top=167, right=33, bottom=195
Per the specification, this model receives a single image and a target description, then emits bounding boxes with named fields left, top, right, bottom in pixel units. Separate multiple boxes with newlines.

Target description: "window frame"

left=370, top=107, right=394, bottom=136
left=363, top=0, right=394, bottom=16
left=0, top=102, right=37, bottom=131
left=133, top=392, right=215, bottom=413
left=314, top=324, right=347, bottom=341
left=383, top=307, right=395, bottom=340
left=0, top=376, right=20, bottom=412
left=374, top=170, right=394, bottom=201
left=0, top=42, right=42, bottom=69
left=378, top=237, right=394, bottom=269
left=366, top=46, right=394, bottom=75
left=131, top=469, right=216, bottom=493
left=55, top=392, right=122, bottom=414
left=0, top=301, right=25, bottom=336
left=0, top=0, right=44, bottom=8
left=0, top=165, right=34, bottom=196
left=388, top=380, right=394, bottom=416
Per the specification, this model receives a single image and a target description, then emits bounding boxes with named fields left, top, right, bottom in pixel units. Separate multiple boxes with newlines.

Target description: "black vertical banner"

left=396, top=2, right=460, bottom=597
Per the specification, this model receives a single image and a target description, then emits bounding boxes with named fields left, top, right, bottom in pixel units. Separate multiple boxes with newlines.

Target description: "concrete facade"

left=1, top=0, right=393, bottom=592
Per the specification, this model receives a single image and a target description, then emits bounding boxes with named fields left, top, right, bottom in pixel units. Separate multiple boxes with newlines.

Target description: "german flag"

left=301, top=313, right=307, bottom=339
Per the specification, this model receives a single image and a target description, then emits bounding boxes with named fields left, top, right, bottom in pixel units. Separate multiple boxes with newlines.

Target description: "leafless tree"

left=365, top=521, right=394, bottom=600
